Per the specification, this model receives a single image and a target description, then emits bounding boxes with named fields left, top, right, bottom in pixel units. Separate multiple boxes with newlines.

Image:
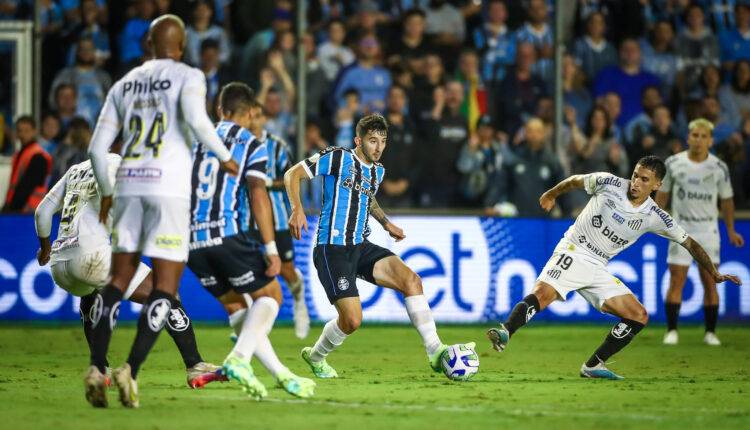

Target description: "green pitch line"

left=0, top=325, right=748, bottom=430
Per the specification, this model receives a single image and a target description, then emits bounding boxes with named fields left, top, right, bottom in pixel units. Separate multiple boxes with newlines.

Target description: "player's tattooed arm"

left=370, top=197, right=405, bottom=241
left=681, top=237, right=742, bottom=285
left=539, top=175, right=585, bottom=212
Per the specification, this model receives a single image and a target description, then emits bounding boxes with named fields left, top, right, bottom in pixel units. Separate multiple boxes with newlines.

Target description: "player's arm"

left=88, top=90, right=121, bottom=223
left=370, top=197, right=405, bottom=241
left=680, top=236, right=742, bottom=285
left=247, top=175, right=281, bottom=277
left=720, top=198, right=745, bottom=247
left=284, top=162, right=310, bottom=240
left=33, top=175, right=66, bottom=265
left=539, top=175, right=585, bottom=212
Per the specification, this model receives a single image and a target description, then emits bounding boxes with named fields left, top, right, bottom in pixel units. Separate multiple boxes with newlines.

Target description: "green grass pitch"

left=1, top=324, right=748, bottom=429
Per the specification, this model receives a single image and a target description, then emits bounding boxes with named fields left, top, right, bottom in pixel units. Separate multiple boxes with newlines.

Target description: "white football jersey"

left=660, top=151, right=733, bottom=232
left=560, top=172, right=689, bottom=265
left=50, top=154, right=121, bottom=263
left=96, top=58, right=210, bottom=199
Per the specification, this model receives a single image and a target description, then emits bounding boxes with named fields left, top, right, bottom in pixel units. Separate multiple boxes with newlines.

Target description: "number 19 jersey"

left=96, top=58, right=208, bottom=199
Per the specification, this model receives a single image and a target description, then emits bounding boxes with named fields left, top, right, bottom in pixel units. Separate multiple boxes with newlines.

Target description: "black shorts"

left=313, top=241, right=395, bottom=304
left=250, top=228, right=295, bottom=262
left=188, top=232, right=274, bottom=298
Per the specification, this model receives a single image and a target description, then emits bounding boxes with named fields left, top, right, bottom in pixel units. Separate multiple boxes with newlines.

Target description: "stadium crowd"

left=1, top=0, right=749, bottom=215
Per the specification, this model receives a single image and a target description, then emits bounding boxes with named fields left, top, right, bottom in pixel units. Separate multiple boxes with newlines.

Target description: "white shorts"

left=112, top=195, right=190, bottom=262
left=667, top=232, right=720, bottom=266
left=50, top=245, right=150, bottom=300
left=537, top=249, right=633, bottom=311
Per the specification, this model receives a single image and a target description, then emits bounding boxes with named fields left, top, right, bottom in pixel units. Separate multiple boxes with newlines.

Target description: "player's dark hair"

left=15, top=114, right=36, bottom=129
left=218, top=82, right=257, bottom=116
left=356, top=114, right=388, bottom=139
left=636, top=155, right=666, bottom=180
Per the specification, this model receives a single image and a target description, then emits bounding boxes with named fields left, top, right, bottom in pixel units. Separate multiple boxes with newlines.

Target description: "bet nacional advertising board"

left=0, top=215, right=748, bottom=323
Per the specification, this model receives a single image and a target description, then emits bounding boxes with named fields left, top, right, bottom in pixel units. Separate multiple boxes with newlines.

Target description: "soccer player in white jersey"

left=486, top=156, right=742, bottom=380
left=656, top=119, right=745, bottom=346
left=34, top=154, right=225, bottom=392
left=85, top=15, right=239, bottom=408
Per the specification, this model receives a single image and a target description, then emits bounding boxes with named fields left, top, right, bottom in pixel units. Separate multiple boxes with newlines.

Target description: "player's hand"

left=36, top=243, right=51, bottom=266
left=265, top=254, right=281, bottom=277
left=384, top=222, right=406, bottom=242
left=728, top=230, right=745, bottom=247
left=288, top=207, right=308, bottom=240
left=539, top=191, right=556, bottom=212
left=715, top=272, right=742, bottom=285
left=220, top=159, right=239, bottom=176
left=99, top=195, right=112, bottom=224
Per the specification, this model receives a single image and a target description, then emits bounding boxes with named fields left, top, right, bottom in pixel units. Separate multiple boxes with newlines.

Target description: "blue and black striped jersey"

left=189, top=121, right=268, bottom=248
left=303, top=146, right=385, bottom=246
left=252, top=131, right=293, bottom=231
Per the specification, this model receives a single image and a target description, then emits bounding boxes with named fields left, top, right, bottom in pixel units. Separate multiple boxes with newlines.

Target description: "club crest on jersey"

left=591, top=215, right=603, bottom=228
left=611, top=322, right=632, bottom=339
left=627, top=219, right=643, bottom=230
left=611, top=213, right=625, bottom=224
left=338, top=277, right=350, bottom=291
left=167, top=308, right=190, bottom=332
left=147, top=298, right=171, bottom=332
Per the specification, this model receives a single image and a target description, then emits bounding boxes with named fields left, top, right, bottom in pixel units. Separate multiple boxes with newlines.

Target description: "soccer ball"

left=441, top=344, right=479, bottom=381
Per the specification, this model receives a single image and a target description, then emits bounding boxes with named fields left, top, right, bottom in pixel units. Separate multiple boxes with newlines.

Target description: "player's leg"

left=281, top=260, right=310, bottom=339
left=699, top=265, right=721, bottom=345
left=664, top=264, right=689, bottom=344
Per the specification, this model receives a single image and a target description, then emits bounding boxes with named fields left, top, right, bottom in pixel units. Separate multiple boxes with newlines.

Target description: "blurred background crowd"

left=1, top=0, right=749, bottom=216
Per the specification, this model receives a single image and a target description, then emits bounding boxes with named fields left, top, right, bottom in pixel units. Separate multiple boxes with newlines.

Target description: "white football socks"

left=405, top=295, right=443, bottom=356
left=228, top=309, right=246, bottom=334
left=229, top=296, right=279, bottom=361
left=288, top=268, right=304, bottom=301
left=309, top=319, right=347, bottom=363
left=228, top=306, right=287, bottom=377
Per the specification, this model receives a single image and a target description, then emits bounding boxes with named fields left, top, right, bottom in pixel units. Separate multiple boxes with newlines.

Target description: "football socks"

left=665, top=302, right=681, bottom=331
left=309, top=319, right=347, bottom=362
left=165, top=299, right=203, bottom=369
left=504, top=294, right=540, bottom=336
left=704, top=305, right=718, bottom=333
left=127, top=290, right=174, bottom=378
left=230, top=297, right=279, bottom=361
left=405, top=295, right=443, bottom=356
left=90, top=285, right=123, bottom=373
left=586, top=318, right=645, bottom=368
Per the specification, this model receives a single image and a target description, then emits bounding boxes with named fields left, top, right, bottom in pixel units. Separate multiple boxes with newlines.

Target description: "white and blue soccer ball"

left=441, top=343, right=479, bottom=381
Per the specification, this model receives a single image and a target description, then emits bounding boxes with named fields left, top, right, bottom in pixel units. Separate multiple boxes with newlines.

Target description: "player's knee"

left=630, top=307, right=649, bottom=325
left=402, top=271, right=423, bottom=296
left=532, top=283, right=557, bottom=307
left=338, top=314, right=361, bottom=334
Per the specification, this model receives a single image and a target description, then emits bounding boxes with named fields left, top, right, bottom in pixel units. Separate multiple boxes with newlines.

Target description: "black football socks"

left=665, top=302, right=680, bottom=331
left=126, top=290, right=174, bottom=378
left=586, top=319, right=645, bottom=367
left=165, top=298, right=203, bottom=369
left=704, top=304, right=718, bottom=333
left=503, top=294, right=540, bottom=336
left=90, top=285, right=123, bottom=373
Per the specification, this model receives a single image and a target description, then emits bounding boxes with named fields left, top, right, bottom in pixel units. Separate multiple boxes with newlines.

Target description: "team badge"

left=337, top=277, right=350, bottom=291
left=627, top=219, right=643, bottom=230
left=167, top=307, right=190, bottom=332
left=147, top=298, right=171, bottom=332
left=611, top=322, right=632, bottom=339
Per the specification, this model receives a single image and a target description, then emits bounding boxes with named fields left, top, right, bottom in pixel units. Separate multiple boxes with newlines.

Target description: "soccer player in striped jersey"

left=285, top=114, right=473, bottom=379
left=246, top=110, right=310, bottom=339
left=187, top=82, right=315, bottom=399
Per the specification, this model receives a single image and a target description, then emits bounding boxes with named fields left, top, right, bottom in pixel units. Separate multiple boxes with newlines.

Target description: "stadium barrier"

left=0, top=215, right=748, bottom=323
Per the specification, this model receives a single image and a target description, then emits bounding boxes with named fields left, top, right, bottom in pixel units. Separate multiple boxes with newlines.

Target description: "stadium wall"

left=1, top=215, right=748, bottom=323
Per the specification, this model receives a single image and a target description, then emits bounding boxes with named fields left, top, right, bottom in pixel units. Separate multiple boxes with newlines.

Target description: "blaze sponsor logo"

left=592, top=215, right=603, bottom=228
left=601, top=226, right=629, bottom=247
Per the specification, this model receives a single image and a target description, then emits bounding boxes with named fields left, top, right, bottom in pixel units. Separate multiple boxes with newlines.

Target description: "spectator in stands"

left=492, top=42, right=547, bottom=137
left=50, top=37, right=111, bottom=126
left=264, top=88, right=294, bottom=144
left=318, top=19, right=354, bottom=82
left=346, top=1, right=389, bottom=45
left=516, top=0, right=554, bottom=86
left=624, top=85, right=663, bottom=145
left=569, top=105, right=629, bottom=180
left=65, top=0, right=109, bottom=67
left=334, top=89, right=360, bottom=149
left=332, top=33, right=391, bottom=113
left=52, top=83, right=78, bottom=131
left=717, top=118, right=750, bottom=208
left=238, top=3, right=294, bottom=83
left=412, top=53, right=446, bottom=123
left=257, top=49, right=296, bottom=115
left=301, top=120, right=327, bottom=212
left=39, top=0, right=64, bottom=35
left=50, top=116, right=90, bottom=184
left=302, top=31, right=328, bottom=120
left=702, top=95, right=737, bottom=144
left=600, top=91, right=623, bottom=143
left=486, top=117, right=563, bottom=218
left=563, top=54, right=592, bottom=128
left=457, top=115, right=511, bottom=207
left=594, top=38, right=660, bottom=128
left=0, top=115, right=11, bottom=157
left=719, top=3, right=750, bottom=72
left=387, top=8, right=434, bottom=74
left=572, top=11, right=617, bottom=84
left=726, top=60, right=750, bottom=123
left=59, top=0, right=107, bottom=26
left=640, top=20, right=678, bottom=97
left=419, top=80, right=467, bottom=207
left=455, top=49, right=488, bottom=133
left=379, top=85, right=417, bottom=208
left=684, top=64, right=740, bottom=128
left=2, top=116, right=52, bottom=214
left=185, top=0, right=230, bottom=66
left=425, top=0, right=465, bottom=48
left=199, top=39, right=230, bottom=114
left=675, top=4, right=719, bottom=99
left=38, top=111, right=62, bottom=154
left=119, top=0, right=155, bottom=66
left=472, top=0, right=515, bottom=85
left=630, top=105, right=681, bottom=166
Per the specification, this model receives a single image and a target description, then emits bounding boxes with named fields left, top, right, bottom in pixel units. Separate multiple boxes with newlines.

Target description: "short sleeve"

left=660, top=158, right=674, bottom=192
left=583, top=172, right=619, bottom=195
left=649, top=205, right=689, bottom=244
left=302, top=147, right=338, bottom=179
left=244, top=135, right=269, bottom=180
left=717, top=161, right=734, bottom=200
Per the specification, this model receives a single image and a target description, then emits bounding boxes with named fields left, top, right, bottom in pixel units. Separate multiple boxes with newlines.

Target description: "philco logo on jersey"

left=122, top=78, right=172, bottom=96
left=591, top=215, right=603, bottom=228
left=611, top=213, right=625, bottom=224
left=596, top=176, right=622, bottom=187
left=650, top=206, right=674, bottom=228
left=627, top=219, right=643, bottom=230
left=601, top=225, right=629, bottom=247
